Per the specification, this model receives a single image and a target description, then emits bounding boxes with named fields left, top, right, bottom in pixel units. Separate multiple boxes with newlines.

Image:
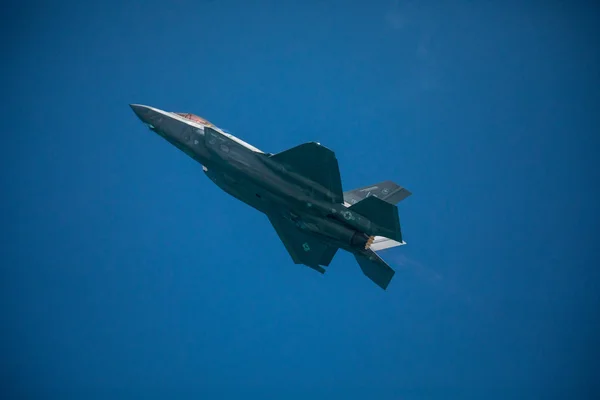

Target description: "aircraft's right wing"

left=267, top=214, right=338, bottom=273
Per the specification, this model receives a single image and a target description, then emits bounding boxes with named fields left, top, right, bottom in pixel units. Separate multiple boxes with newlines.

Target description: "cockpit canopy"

left=173, top=113, right=213, bottom=127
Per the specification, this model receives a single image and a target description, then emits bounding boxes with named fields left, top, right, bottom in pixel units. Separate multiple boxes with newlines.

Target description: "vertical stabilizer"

left=348, top=196, right=403, bottom=242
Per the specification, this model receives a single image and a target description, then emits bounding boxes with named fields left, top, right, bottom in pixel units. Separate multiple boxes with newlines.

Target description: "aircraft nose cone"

left=130, top=104, right=149, bottom=120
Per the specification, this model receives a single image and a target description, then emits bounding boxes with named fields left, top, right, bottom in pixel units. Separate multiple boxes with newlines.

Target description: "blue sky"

left=3, top=0, right=599, bottom=398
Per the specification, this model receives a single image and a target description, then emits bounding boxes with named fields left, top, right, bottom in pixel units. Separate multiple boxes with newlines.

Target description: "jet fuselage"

left=129, top=104, right=374, bottom=254
left=130, top=104, right=407, bottom=289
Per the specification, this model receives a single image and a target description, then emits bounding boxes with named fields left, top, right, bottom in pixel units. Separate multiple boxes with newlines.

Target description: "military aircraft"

left=130, top=104, right=411, bottom=289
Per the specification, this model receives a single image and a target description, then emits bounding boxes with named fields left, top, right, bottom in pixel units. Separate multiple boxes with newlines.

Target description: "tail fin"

left=344, top=180, right=411, bottom=206
left=349, top=196, right=403, bottom=242
left=355, top=251, right=395, bottom=290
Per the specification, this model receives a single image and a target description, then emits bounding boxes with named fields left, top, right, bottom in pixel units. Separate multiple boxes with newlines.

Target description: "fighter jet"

left=130, top=104, right=411, bottom=289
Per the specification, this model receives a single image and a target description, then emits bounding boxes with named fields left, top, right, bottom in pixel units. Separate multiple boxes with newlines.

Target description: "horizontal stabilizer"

left=269, top=142, right=343, bottom=203
left=349, top=196, right=403, bottom=242
left=344, top=180, right=411, bottom=205
left=355, top=251, right=396, bottom=290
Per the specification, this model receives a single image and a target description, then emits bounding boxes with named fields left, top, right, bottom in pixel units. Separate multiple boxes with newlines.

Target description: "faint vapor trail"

left=387, top=252, right=472, bottom=304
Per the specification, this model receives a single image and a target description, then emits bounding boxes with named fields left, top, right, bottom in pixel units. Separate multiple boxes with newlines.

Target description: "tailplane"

left=355, top=251, right=395, bottom=290
left=344, top=180, right=411, bottom=206
left=370, top=236, right=406, bottom=252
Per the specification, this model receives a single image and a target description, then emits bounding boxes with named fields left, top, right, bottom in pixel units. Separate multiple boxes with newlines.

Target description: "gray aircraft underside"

left=130, top=104, right=411, bottom=289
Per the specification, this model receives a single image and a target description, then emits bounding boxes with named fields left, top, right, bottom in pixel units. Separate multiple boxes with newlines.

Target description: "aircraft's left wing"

left=267, top=214, right=338, bottom=273
left=269, top=142, right=344, bottom=203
